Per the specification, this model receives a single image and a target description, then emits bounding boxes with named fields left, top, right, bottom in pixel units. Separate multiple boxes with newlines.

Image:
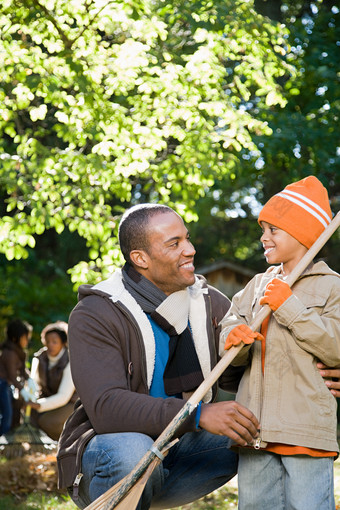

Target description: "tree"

left=191, top=0, right=339, bottom=273
left=1, top=1, right=338, bottom=341
left=0, top=0, right=290, bottom=287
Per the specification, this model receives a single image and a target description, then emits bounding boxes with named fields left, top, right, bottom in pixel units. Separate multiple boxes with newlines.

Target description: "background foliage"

left=0, top=0, right=339, bottom=352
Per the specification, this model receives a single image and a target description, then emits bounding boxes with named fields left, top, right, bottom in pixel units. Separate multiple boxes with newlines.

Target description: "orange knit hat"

left=258, top=176, right=332, bottom=248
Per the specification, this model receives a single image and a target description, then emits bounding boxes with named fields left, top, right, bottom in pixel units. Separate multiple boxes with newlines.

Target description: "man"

left=317, top=363, right=340, bottom=397
left=57, top=204, right=260, bottom=509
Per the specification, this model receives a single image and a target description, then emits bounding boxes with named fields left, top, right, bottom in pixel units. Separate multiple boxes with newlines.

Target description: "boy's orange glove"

left=259, top=278, right=292, bottom=311
left=224, top=324, right=264, bottom=350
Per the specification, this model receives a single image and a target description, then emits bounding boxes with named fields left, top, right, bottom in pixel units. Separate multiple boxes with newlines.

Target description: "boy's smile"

left=260, top=221, right=308, bottom=274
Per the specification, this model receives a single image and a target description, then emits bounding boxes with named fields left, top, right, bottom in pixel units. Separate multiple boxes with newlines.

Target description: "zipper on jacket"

left=253, top=375, right=264, bottom=450
left=253, top=365, right=264, bottom=450
left=251, top=300, right=271, bottom=450
left=249, top=305, right=265, bottom=450
left=71, top=428, right=96, bottom=498
left=253, top=436, right=262, bottom=450
left=72, top=473, right=83, bottom=499
left=115, top=302, right=148, bottom=390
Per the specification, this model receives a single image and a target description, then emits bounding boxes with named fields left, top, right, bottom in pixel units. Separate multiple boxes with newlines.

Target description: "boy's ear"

left=129, top=250, right=149, bottom=269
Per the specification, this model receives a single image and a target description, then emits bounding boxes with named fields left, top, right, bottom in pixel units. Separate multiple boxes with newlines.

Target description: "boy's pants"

left=71, top=430, right=238, bottom=509
left=238, top=448, right=335, bottom=510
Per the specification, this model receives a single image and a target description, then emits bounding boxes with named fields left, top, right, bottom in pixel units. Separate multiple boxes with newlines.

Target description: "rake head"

left=0, top=420, right=57, bottom=459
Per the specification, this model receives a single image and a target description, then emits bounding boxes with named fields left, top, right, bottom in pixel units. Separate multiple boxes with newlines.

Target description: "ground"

left=0, top=451, right=60, bottom=498
left=0, top=449, right=339, bottom=509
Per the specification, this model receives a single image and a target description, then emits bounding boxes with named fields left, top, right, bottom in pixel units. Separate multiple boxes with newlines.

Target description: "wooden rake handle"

left=88, top=210, right=340, bottom=510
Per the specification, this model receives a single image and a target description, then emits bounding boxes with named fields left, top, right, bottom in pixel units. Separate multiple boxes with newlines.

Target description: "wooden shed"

left=197, top=260, right=256, bottom=300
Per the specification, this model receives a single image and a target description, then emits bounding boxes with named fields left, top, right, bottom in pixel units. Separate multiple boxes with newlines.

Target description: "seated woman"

left=0, top=318, right=32, bottom=434
left=29, top=321, right=76, bottom=441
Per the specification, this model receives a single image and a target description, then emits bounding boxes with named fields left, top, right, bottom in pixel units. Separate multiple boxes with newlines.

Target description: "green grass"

left=0, top=493, right=77, bottom=510
left=0, top=457, right=339, bottom=509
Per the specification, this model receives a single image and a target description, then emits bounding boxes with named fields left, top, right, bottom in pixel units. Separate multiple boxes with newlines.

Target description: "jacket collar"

left=93, top=270, right=212, bottom=401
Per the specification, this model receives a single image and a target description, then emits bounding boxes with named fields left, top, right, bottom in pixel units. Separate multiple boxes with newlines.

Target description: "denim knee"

left=78, top=432, right=164, bottom=509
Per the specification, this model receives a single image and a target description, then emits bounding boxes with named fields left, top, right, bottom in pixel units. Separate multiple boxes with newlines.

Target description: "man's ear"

left=129, top=250, right=149, bottom=269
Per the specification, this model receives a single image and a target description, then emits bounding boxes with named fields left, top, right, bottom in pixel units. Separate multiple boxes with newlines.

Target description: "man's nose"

left=184, top=240, right=196, bottom=255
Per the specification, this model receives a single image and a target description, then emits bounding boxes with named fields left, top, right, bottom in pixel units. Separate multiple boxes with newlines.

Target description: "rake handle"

left=93, top=210, right=340, bottom=510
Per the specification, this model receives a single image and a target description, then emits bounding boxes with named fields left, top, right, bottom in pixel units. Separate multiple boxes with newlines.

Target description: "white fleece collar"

left=155, top=289, right=189, bottom=334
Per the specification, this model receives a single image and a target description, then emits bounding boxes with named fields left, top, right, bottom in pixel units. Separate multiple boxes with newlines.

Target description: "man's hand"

left=199, top=401, right=260, bottom=446
left=317, top=362, right=340, bottom=398
left=259, top=278, right=292, bottom=311
left=224, top=324, right=264, bottom=350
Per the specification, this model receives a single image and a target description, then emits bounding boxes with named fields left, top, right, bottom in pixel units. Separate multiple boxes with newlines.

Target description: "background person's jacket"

left=0, top=341, right=28, bottom=391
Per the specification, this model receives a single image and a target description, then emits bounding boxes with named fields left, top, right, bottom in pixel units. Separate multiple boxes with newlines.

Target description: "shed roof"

left=197, top=260, right=256, bottom=279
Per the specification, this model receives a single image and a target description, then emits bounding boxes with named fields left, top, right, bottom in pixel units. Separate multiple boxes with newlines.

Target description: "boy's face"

left=260, top=221, right=308, bottom=273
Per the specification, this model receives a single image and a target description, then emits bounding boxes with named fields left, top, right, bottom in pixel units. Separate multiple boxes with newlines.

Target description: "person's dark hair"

left=118, top=204, right=174, bottom=264
left=6, top=319, right=32, bottom=345
left=41, top=321, right=68, bottom=346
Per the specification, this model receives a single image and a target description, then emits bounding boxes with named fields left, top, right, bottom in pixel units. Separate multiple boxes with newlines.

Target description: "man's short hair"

left=118, top=204, right=174, bottom=264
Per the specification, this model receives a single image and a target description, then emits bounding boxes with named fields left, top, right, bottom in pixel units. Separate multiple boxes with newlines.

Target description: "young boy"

left=219, top=176, right=340, bottom=510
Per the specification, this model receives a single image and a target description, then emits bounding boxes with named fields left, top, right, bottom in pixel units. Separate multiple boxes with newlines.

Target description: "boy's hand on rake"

left=224, top=324, right=264, bottom=350
left=260, top=278, right=292, bottom=311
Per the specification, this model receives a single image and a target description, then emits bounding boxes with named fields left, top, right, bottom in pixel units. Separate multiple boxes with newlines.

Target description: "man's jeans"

left=72, top=430, right=238, bottom=509
left=238, top=448, right=335, bottom=510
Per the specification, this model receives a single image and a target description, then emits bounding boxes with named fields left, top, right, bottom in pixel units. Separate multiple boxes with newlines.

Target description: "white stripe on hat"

left=276, top=191, right=331, bottom=228
left=283, top=189, right=332, bottom=223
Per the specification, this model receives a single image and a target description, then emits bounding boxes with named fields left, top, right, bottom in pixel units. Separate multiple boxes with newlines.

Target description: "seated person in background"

left=0, top=318, right=32, bottom=434
left=29, top=321, right=77, bottom=440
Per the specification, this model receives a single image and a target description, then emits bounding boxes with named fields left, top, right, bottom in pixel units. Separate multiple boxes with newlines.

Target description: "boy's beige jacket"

left=219, top=261, right=340, bottom=453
